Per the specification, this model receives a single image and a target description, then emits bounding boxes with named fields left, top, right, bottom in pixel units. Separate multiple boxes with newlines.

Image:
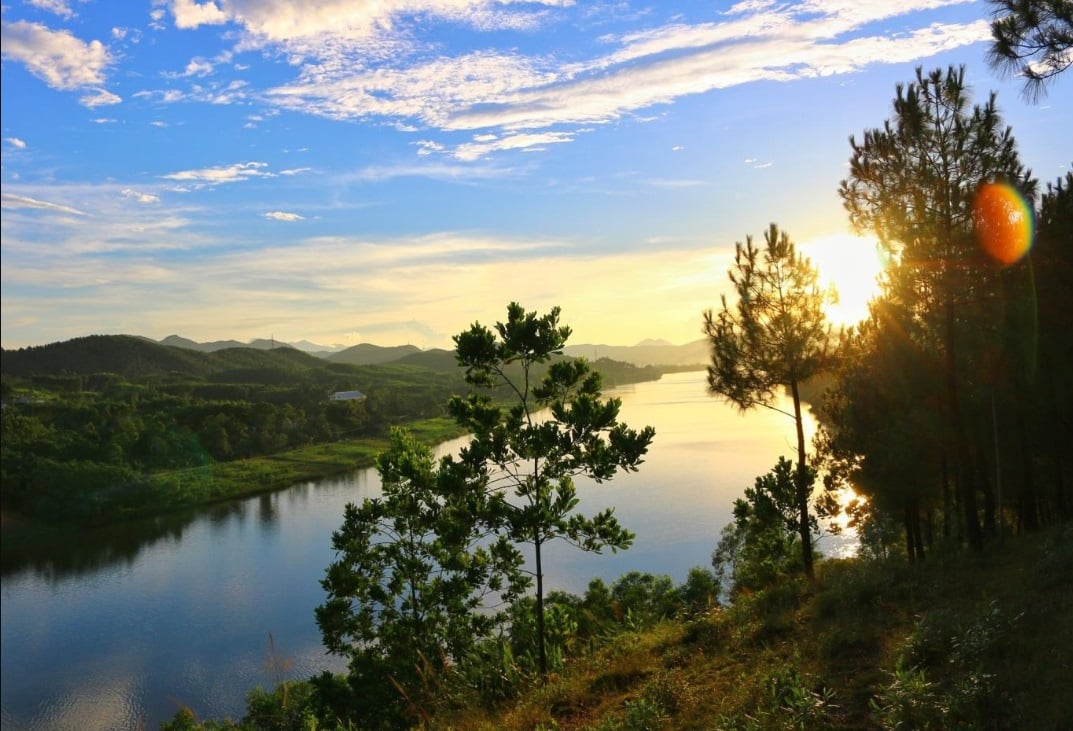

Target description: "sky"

left=1, top=0, right=1069, bottom=351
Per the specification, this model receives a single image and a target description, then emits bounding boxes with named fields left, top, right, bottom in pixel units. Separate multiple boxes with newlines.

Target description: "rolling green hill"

left=0, top=334, right=326, bottom=379
left=327, top=342, right=423, bottom=365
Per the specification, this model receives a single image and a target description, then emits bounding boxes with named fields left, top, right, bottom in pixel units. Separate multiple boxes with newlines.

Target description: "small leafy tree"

left=450, top=302, right=655, bottom=678
left=703, top=223, right=836, bottom=579
left=712, top=457, right=818, bottom=597
left=987, top=0, right=1072, bottom=101
left=316, top=428, right=523, bottom=726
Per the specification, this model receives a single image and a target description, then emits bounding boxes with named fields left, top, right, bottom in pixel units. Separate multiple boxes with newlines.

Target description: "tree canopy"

left=450, top=303, right=655, bottom=678
left=987, top=0, right=1073, bottom=100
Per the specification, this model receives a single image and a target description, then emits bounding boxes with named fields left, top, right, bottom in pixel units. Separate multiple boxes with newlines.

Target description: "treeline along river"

left=0, top=371, right=851, bottom=729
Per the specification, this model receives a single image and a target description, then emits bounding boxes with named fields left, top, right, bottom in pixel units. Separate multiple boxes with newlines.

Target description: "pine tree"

left=839, top=66, right=1036, bottom=549
left=703, top=223, right=837, bottom=579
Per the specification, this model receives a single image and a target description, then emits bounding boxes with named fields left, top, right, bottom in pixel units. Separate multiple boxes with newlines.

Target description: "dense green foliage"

left=162, top=522, right=1073, bottom=730
left=712, top=457, right=819, bottom=598
left=449, top=303, right=655, bottom=677
left=1, top=351, right=461, bottom=522
left=309, top=303, right=658, bottom=727
left=315, top=428, right=524, bottom=728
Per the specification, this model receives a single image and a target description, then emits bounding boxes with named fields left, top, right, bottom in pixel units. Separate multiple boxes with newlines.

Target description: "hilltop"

left=1, top=334, right=324, bottom=379
left=23, top=333, right=713, bottom=369
left=1, top=334, right=669, bottom=390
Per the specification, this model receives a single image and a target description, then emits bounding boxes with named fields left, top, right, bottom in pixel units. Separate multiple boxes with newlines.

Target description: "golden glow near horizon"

left=799, top=233, right=886, bottom=327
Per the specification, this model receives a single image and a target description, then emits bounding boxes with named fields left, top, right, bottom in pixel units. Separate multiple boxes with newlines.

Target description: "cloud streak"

left=2, top=192, right=87, bottom=215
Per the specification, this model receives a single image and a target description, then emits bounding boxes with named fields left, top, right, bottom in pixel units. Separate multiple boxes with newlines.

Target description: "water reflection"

left=3, top=510, right=193, bottom=582
left=1, top=371, right=852, bottom=730
left=1, top=481, right=346, bottom=582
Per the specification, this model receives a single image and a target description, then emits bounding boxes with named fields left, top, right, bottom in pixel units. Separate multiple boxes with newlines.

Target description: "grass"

left=438, top=523, right=1073, bottom=730
left=137, top=418, right=466, bottom=514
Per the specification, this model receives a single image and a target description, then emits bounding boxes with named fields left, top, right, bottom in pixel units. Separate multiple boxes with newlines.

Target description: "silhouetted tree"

left=817, top=301, right=944, bottom=562
left=1028, top=171, right=1073, bottom=519
left=703, top=224, right=837, bottom=579
left=840, top=66, right=1036, bottom=550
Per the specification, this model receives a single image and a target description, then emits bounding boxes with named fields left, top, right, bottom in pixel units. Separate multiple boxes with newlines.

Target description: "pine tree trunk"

left=790, top=380, right=814, bottom=579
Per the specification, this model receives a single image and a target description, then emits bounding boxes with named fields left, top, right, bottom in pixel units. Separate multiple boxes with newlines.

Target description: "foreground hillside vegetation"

left=161, top=523, right=1073, bottom=731
left=442, top=524, right=1073, bottom=730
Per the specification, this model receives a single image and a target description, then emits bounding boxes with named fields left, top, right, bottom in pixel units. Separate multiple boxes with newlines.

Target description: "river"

left=0, top=371, right=851, bottom=729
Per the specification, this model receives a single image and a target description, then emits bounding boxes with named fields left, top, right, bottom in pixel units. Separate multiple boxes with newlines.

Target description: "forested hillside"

left=0, top=334, right=660, bottom=525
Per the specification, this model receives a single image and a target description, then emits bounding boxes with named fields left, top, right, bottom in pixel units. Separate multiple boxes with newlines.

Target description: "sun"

left=799, top=233, right=887, bottom=327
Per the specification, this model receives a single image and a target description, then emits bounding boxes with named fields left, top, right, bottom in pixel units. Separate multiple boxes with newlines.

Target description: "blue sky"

left=2, top=0, right=1069, bottom=350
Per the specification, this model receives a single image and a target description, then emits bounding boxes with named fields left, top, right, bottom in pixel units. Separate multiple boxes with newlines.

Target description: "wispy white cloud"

left=169, top=0, right=228, bottom=29
left=1, top=191, right=86, bottom=215
left=181, top=57, right=215, bottom=77
left=1, top=182, right=210, bottom=256
left=121, top=188, right=161, bottom=204
left=266, top=50, right=555, bottom=126
left=26, top=0, right=75, bottom=19
left=350, top=161, right=517, bottom=182
left=264, top=210, right=304, bottom=221
left=162, top=161, right=273, bottom=187
left=80, top=88, right=122, bottom=107
left=0, top=21, right=114, bottom=98
left=6, top=137, right=27, bottom=148
left=166, top=0, right=569, bottom=44
left=453, top=131, right=575, bottom=161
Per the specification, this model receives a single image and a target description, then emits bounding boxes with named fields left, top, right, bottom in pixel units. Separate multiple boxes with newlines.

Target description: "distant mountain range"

left=562, top=340, right=708, bottom=368
left=153, top=335, right=709, bottom=368
left=2, top=334, right=709, bottom=376
left=155, top=334, right=350, bottom=354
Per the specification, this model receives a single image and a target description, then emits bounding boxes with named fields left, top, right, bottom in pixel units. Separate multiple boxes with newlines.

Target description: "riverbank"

left=1, top=416, right=466, bottom=551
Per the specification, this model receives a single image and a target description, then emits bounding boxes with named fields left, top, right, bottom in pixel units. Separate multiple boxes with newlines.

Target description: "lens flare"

left=973, top=182, right=1034, bottom=265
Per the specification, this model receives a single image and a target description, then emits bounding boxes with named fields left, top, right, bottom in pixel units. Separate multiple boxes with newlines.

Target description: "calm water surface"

left=1, top=371, right=847, bottom=729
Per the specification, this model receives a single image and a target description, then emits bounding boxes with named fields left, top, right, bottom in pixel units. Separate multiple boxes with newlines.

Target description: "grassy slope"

left=139, top=417, right=467, bottom=512
left=445, top=525, right=1073, bottom=730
